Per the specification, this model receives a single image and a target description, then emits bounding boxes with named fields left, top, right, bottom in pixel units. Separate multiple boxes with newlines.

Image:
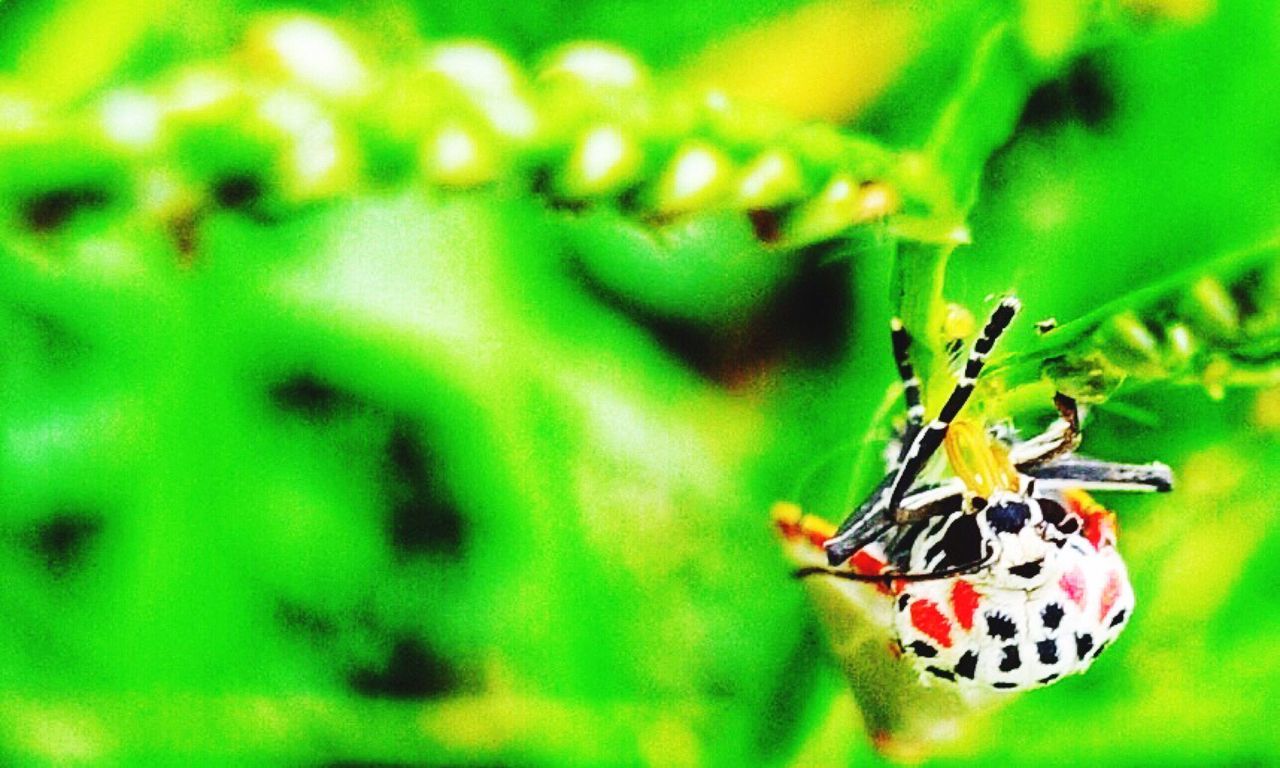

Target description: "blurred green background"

left=1, top=0, right=1277, bottom=765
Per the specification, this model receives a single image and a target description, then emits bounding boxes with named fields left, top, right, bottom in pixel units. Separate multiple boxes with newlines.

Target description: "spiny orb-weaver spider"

left=780, top=297, right=1173, bottom=690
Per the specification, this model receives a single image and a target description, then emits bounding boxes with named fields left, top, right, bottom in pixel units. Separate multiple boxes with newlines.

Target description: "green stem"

left=922, top=21, right=1034, bottom=212
left=1003, top=232, right=1280, bottom=386
left=889, top=21, right=1035, bottom=377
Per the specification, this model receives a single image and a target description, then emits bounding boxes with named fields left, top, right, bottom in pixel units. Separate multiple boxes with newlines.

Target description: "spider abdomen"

left=891, top=493, right=1134, bottom=690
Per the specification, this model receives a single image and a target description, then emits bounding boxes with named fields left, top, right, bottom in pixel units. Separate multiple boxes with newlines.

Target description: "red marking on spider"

left=1099, top=571, right=1122, bottom=622
left=774, top=519, right=801, bottom=540
left=1082, top=510, right=1118, bottom=550
left=849, top=549, right=896, bottom=595
left=950, top=579, right=980, bottom=631
left=1059, top=566, right=1087, bottom=608
left=1065, top=490, right=1118, bottom=550
left=774, top=519, right=827, bottom=550
left=850, top=549, right=886, bottom=575
left=909, top=599, right=953, bottom=648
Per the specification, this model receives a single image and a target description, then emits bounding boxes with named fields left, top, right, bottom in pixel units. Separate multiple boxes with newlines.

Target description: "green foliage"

left=0, top=1, right=1277, bottom=765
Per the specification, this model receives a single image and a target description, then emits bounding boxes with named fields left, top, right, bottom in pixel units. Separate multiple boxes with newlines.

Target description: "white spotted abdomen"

left=891, top=495, right=1134, bottom=690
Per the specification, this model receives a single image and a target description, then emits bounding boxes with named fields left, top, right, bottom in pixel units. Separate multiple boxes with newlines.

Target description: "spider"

left=786, top=297, right=1173, bottom=690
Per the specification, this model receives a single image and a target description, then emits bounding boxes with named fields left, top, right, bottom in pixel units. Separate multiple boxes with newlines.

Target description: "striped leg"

left=890, top=316, right=925, bottom=458
left=821, top=317, right=927, bottom=565
left=823, top=473, right=896, bottom=566
left=1024, top=457, right=1174, bottom=492
left=796, top=551, right=996, bottom=584
left=821, top=478, right=969, bottom=566
left=822, top=299, right=1020, bottom=567
left=881, top=297, right=1021, bottom=517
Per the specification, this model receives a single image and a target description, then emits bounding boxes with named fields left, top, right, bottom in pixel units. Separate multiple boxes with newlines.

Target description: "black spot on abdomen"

left=1041, top=603, right=1064, bottom=630
left=1036, top=638, right=1059, bottom=665
left=999, top=644, right=1021, bottom=672
left=986, top=612, right=1017, bottom=640
left=925, top=666, right=955, bottom=682
left=1007, top=559, right=1042, bottom=579
left=1075, top=633, right=1095, bottom=660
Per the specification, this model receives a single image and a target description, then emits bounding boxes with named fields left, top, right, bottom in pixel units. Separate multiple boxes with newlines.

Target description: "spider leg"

left=823, top=473, right=896, bottom=566
left=894, top=479, right=966, bottom=523
left=824, top=299, right=1018, bottom=566
left=882, top=297, right=1021, bottom=518
left=794, top=550, right=997, bottom=584
left=1010, top=392, right=1083, bottom=468
left=1025, top=456, right=1173, bottom=492
left=823, top=478, right=966, bottom=566
left=824, top=299, right=1019, bottom=568
left=820, top=317, right=925, bottom=560
left=890, top=316, right=925, bottom=459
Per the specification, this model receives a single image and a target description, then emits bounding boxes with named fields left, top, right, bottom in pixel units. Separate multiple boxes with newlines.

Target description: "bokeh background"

left=1, top=0, right=1277, bottom=765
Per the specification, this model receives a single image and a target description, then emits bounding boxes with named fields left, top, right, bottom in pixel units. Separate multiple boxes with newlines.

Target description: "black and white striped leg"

left=893, top=480, right=966, bottom=523
left=1024, top=457, right=1174, bottom=493
left=821, top=317, right=926, bottom=565
left=822, top=478, right=970, bottom=566
left=882, top=297, right=1021, bottom=516
left=823, top=473, right=896, bottom=566
left=890, top=316, right=925, bottom=457
left=795, top=551, right=996, bottom=584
